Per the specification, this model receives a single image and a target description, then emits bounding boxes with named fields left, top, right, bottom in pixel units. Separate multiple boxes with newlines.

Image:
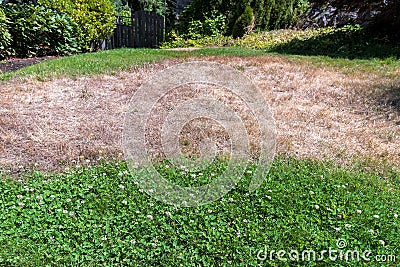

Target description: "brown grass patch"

left=1, top=56, right=399, bottom=173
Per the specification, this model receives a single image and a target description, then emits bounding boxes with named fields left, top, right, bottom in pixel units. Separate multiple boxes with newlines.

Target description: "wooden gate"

left=104, top=12, right=165, bottom=49
left=134, top=11, right=165, bottom=48
left=103, top=16, right=134, bottom=50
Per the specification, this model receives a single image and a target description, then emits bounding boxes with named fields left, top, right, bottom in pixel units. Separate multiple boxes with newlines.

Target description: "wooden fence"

left=103, top=12, right=164, bottom=50
left=134, top=11, right=165, bottom=48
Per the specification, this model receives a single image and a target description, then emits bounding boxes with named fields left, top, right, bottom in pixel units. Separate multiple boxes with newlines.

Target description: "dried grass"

left=0, top=56, right=399, bottom=174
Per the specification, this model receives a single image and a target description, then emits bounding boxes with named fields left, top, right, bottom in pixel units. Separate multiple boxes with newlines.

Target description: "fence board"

left=134, top=11, right=165, bottom=48
left=104, top=12, right=164, bottom=50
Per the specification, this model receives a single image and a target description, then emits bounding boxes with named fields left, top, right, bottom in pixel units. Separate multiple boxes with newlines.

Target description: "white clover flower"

left=345, top=224, right=352, bottom=228
left=130, top=239, right=136, bottom=244
left=327, top=208, right=333, bottom=212
left=373, top=215, right=380, bottom=219
left=266, top=196, right=272, bottom=200
left=208, top=209, right=212, bottom=213
left=357, top=210, right=362, bottom=214
left=379, top=240, right=385, bottom=246
left=236, top=231, right=241, bottom=238
left=63, top=210, right=68, bottom=214
left=165, top=211, right=172, bottom=217
left=310, top=191, right=315, bottom=195
left=334, top=227, right=341, bottom=232
left=394, top=214, right=398, bottom=218
left=102, top=236, right=107, bottom=241
left=243, top=219, right=248, bottom=223
left=18, top=202, right=25, bottom=208
left=147, top=215, right=153, bottom=220
left=368, top=229, right=375, bottom=234
left=16, top=195, right=23, bottom=199
left=246, top=170, right=253, bottom=174
left=50, top=195, right=55, bottom=199
left=228, top=197, right=234, bottom=202
left=122, top=200, right=128, bottom=205
left=314, top=205, right=320, bottom=210
left=119, top=185, right=125, bottom=190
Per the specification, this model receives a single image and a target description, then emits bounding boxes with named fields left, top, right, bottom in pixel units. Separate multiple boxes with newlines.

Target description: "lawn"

left=0, top=158, right=399, bottom=266
left=0, top=40, right=399, bottom=266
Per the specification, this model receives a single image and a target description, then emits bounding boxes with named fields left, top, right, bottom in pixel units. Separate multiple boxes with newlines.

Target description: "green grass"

left=1, top=46, right=399, bottom=82
left=163, top=25, right=400, bottom=60
left=0, top=48, right=267, bottom=81
left=0, top=158, right=398, bottom=266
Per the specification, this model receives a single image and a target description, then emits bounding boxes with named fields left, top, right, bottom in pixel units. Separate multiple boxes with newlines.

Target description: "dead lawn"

left=0, top=56, right=399, bottom=173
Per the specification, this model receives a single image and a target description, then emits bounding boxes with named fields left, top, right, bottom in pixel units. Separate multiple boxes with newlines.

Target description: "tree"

left=232, top=6, right=254, bottom=38
left=180, top=0, right=308, bottom=36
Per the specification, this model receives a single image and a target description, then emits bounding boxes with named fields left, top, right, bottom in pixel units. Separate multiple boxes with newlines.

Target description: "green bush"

left=181, top=0, right=309, bottom=37
left=232, top=6, right=254, bottom=38
left=185, top=12, right=227, bottom=39
left=0, top=6, right=12, bottom=59
left=39, top=0, right=116, bottom=51
left=1, top=3, right=80, bottom=57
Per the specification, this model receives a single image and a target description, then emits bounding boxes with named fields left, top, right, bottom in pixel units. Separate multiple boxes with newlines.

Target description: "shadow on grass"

left=378, top=86, right=400, bottom=113
left=272, top=27, right=400, bottom=60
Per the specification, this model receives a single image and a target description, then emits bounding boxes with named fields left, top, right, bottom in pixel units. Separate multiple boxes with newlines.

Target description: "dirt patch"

left=0, top=56, right=59, bottom=73
left=0, top=56, right=399, bottom=173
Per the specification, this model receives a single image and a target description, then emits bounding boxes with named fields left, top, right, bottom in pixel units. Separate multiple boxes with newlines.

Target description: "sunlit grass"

left=0, top=157, right=398, bottom=266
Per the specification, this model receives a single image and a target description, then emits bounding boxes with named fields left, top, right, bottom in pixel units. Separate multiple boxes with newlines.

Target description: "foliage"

left=0, top=157, right=399, bottom=265
left=161, top=32, right=232, bottom=48
left=232, top=6, right=254, bottom=38
left=164, top=24, right=400, bottom=60
left=308, top=0, right=400, bottom=38
left=38, top=0, right=116, bottom=51
left=112, top=0, right=132, bottom=25
left=185, top=12, right=227, bottom=40
left=0, top=6, right=12, bottom=59
left=180, top=0, right=310, bottom=37
left=1, top=3, right=80, bottom=57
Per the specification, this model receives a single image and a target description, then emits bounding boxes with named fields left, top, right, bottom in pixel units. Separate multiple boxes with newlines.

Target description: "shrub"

left=184, top=12, right=227, bottom=39
left=38, top=0, right=116, bottom=51
left=2, top=3, right=81, bottom=57
left=232, top=6, right=254, bottom=38
left=0, top=6, right=12, bottom=59
left=181, top=0, right=309, bottom=37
